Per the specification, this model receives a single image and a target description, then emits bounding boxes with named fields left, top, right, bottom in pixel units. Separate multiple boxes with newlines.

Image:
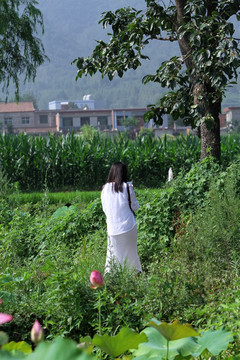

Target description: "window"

left=21, top=117, right=29, bottom=124
left=62, top=117, right=73, bottom=127
left=4, top=117, right=12, bottom=125
left=98, top=116, right=108, bottom=129
left=81, top=117, right=90, bottom=126
left=117, top=115, right=128, bottom=126
left=40, top=115, right=48, bottom=124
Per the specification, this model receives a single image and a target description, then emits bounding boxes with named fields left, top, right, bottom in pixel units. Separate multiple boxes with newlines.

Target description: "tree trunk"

left=175, top=0, right=221, bottom=162
left=193, top=83, right=221, bottom=161
left=200, top=104, right=221, bottom=161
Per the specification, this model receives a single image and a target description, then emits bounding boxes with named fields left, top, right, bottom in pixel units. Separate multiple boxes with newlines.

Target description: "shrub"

left=173, top=164, right=240, bottom=277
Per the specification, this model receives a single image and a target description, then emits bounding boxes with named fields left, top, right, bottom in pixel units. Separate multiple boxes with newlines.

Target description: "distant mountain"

left=2, top=0, right=240, bottom=109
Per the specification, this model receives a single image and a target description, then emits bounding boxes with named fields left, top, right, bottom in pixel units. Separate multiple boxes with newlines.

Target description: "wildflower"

left=90, top=270, right=104, bottom=289
left=0, top=299, right=13, bottom=325
left=31, top=320, right=44, bottom=344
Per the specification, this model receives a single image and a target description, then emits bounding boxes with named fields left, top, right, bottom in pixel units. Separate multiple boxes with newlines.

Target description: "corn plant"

left=0, top=133, right=240, bottom=191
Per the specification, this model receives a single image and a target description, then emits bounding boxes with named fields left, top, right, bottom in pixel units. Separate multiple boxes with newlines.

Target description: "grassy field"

left=0, top=158, right=239, bottom=359
left=12, top=190, right=101, bottom=205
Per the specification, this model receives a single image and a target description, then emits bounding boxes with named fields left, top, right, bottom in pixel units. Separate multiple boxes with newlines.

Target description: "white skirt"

left=105, top=225, right=142, bottom=273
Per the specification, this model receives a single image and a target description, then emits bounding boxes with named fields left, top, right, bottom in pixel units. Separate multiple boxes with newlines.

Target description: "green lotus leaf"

left=78, top=336, right=94, bottom=355
left=2, top=341, right=32, bottom=354
left=92, top=327, right=148, bottom=357
left=132, top=327, right=199, bottom=360
left=148, top=319, right=199, bottom=341
left=133, top=356, right=160, bottom=360
left=26, top=337, right=93, bottom=360
left=191, top=327, right=234, bottom=356
left=133, top=356, right=161, bottom=360
left=0, top=350, right=26, bottom=359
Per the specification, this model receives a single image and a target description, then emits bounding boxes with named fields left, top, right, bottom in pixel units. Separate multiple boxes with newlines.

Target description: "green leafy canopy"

left=72, top=0, right=240, bottom=160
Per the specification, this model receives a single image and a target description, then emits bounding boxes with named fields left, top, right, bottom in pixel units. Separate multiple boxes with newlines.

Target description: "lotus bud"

left=90, top=270, right=104, bottom=289
left=31, top=320, right=44, bottom=344
left=0, top=299, right=13, bottom=325
left=0, top=313, right=13, bottom=325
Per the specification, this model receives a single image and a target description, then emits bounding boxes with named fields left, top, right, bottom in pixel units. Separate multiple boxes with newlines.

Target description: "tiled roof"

left=0, top=102, right=35, bottom=113
left=223, top=107, right=240, bottom=113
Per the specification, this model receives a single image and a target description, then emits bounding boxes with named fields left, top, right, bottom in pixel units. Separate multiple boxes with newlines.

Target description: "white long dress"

left=101, top=182, right=142, bottom=273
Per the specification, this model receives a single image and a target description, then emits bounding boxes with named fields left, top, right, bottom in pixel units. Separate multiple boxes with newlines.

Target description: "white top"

left=101, top=182, right=139, bottom=236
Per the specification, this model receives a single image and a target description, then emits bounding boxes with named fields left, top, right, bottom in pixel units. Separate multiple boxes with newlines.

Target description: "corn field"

left=0, top=132, right=239, bottom=191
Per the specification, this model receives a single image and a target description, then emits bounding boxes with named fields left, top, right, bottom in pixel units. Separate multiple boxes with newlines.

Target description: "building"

left=222, top=107, right=239, bottom=131
left=1, top=99, right=228, bottom=136
left=0, top=101, right=148, bottom=135
left=49, top=95, right=95, bottom=111
left=0, top=102, right=56, bottom=134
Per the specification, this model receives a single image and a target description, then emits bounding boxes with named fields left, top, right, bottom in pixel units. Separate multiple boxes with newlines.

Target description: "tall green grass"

left=10, top=188, right=160, bottom=206
left=13, top=191, right=100, bottom=205
left=0, top=132, right=240, bottom=191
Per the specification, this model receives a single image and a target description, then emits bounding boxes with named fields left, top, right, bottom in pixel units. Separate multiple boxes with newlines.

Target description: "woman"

left=101, top=162, right=142, bottom=273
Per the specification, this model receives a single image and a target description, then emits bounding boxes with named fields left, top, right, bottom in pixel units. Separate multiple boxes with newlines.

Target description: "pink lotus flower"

left=31, top=320, right=44, bottom=344
left=0, top=313, right=13, bottom=325
left=90, top=270, right=104, bottom=289
left=0, top=299, right=13, bottom=325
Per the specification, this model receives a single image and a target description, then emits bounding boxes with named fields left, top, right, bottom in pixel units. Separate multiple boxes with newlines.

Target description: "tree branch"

left=147, top=35, right=177, bottom=41
left=220, top=2, right=240, bottom=20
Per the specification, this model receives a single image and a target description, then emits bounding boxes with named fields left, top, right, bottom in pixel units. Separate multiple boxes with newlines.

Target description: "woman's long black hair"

left=106, top=162, right=128, bottom=192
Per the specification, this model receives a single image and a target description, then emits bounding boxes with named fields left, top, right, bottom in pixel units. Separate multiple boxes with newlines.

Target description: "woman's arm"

left=128, top=184, right=139, bottom=211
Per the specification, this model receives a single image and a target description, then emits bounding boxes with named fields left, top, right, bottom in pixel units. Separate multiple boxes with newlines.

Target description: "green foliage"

left=0, top=160, right=239, bottom=355
left=5, top=337, right=93, bottom=360
left=136, top=157, right=223, bottom=264
left=138, top=127, right=155, bottom=139
left=11, top=190, right=99, bottom=207
left=132, top=324, right=234, bottom=360
left=79, top=125, right=100, bottom=142
left=148, top=320, right=199, bottom=341
left=1, top=198, right=105, bottom=266
left=132, top=327, right=199, bottom=360
left=2, top=340, right=32, bottom=354
left=173, top=161, right=240, bottom=276
left=82, top=327, right=148, bottom=358
left=120, top=116, right=140, bottom=129
left=81, top=320, right=234, bottom=359
left=0, top=133, right=196, bottom=190
left=0, top=0, right=47, bottom=99
left=1, top=133, right=240, bottom=191
left=0, top=321, right=237, bottom=360
left=230, top=117, right=240, bottom=134
left=221, top=134, right=240, bottom=164
left=73, top=0, right=240, bottom=160
left=0, top=167, right=19, bottom=226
